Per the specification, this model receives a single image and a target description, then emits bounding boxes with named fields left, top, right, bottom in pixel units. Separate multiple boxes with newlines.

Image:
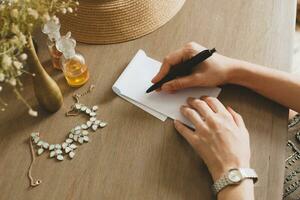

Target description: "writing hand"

left=152, top=42, right=237, bottom=92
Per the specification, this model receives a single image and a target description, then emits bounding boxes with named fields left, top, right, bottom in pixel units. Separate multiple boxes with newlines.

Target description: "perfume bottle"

left=42, top=18, right=63, bottom=70
left=56, top=32, right=89, bottom=87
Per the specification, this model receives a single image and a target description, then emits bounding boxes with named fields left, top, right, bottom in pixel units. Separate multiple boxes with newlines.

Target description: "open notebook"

left=112, top=50, right=221, bottom=127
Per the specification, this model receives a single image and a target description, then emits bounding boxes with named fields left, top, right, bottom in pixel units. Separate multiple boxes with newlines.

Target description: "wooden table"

left=0, top=1, right=296, bottom=199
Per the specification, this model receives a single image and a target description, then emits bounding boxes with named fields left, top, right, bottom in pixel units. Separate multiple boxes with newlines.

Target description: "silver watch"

left=212, top=168, right=258, bottom=195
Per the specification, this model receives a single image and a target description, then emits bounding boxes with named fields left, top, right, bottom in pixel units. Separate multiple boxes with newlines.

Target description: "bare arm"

left=153, top=42, right=300, bottom=112
left=229, top=60, right=300, bottom=112
left=151, top=41, right=300, bottom=200
left=218, top=180, right=254, bottom=200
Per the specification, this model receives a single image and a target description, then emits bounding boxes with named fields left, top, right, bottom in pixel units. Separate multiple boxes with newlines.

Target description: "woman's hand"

left=152, top=42, right=238, bottom=92
left=174, top=96, right=251, bottom=181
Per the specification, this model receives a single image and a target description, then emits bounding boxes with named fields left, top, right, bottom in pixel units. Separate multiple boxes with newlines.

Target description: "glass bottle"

left=42, top=18, right=63, bottom=70
left=56, top=32, right=90, bottom=87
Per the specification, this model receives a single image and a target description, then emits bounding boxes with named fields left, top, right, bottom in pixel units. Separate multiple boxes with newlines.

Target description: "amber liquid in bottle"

left=63, top=59, right=89, bottom=87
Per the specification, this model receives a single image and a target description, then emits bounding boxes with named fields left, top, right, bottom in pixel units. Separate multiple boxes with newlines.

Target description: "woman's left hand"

left=174, top=96, right=251, bottom=181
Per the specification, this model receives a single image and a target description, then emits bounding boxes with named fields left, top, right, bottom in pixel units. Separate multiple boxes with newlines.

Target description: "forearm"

left=218, top=180, right=254, bottom=200
left=228, top=60, right=300, bottom=112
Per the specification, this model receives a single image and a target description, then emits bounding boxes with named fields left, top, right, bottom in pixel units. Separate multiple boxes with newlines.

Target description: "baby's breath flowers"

left=0, top=0, right=78, bottom=116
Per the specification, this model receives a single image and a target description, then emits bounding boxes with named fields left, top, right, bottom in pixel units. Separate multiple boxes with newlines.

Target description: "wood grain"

left=0, top=0, right=296, bottom=199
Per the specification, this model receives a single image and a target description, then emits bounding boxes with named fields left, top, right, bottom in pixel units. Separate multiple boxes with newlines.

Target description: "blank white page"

left=112, top=50, right=221, bottom=128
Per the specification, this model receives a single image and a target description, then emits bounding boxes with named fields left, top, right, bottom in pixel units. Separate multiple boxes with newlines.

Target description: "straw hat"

left=60, top=0, right=185, bottom=44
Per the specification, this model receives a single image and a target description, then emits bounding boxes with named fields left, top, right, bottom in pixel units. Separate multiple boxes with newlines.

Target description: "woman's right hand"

left=152, top=42, right=238, bottom=92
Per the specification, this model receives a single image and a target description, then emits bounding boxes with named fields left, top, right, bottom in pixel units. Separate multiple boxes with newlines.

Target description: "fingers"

left=151, top=60, right=171, bottom=83
left=174, top=120, right=198, bottom=146
left=161, top=75, right=199, bottom=92
left=152, top=48, right=190, bottom=83
left=187, top=97, right=214, bottom=118
left=201, top=96, right=227, bottom=113
left=180, top=105, right=205, bottom=128
left=227, top=106, right=247, bottom=130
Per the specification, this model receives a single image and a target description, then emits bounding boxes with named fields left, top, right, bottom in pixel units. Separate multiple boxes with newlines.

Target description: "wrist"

left=218, top=179, right=255, bottom=200
left=211, top=161, right=250, bottom=182
left=213, top=168, right=257, bottom=199
left=226, top=58, right=249, bottom=85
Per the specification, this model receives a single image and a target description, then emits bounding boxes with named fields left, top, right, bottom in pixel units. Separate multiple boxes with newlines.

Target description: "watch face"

left=228, top=169, right=242, bottom=183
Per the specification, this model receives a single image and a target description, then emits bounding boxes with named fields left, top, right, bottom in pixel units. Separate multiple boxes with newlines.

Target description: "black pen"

left=146, top=48, right=216, bottom=93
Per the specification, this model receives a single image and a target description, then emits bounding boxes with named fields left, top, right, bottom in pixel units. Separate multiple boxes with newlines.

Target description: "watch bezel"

left=227, top=168, right=243, bottom=183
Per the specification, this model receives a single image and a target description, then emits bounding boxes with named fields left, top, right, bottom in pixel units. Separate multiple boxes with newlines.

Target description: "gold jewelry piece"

left=27, top=85, right=107, bottom=187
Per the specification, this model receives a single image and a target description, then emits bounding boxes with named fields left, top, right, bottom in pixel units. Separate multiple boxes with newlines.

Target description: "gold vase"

left=26, top=35, right=63, bottom=112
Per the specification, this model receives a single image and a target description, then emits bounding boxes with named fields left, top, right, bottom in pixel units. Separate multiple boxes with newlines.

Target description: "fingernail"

left=187, top=97, right=194, bottom=102
left=200, top=95, right=208, bottom=100
left=180, top=105, right=187, bottom=110
left=227, top=106, right=234, bottom=112
left=174, top=119, right=181, bottom=126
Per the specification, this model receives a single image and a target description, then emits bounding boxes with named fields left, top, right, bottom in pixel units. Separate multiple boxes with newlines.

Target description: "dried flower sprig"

left=0, top=0, right=78, bottom=116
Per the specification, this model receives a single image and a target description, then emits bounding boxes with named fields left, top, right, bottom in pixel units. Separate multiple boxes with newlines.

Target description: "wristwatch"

left=212, top=168, right=258, bottom=195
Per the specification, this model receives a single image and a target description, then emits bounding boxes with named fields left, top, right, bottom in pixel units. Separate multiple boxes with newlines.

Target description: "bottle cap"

left=42, top=18, right=61, bottom=41
left=56, top=32, right=76, bottom=59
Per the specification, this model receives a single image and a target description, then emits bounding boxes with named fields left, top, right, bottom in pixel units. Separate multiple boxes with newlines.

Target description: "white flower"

left=11, top=23, right=20, bottom=35
left=19, top=53, right=28, bottom=61
left=42, top=13, right=51, bottom=22
left=67, top=7, right=73, bottom=13
left=13, top=61, right=23, bottom=69
left=75, top=1, right=79, bottom=5
left=19, top=33, right=27, bottom=45
left=28, top=108, right=38, bottom=117
left=10, top=9, right=19, bottom=18
left=27, top=8, right=39, bottom=19
left=61, top=8, right=67, bottom=14
left=9, top=78, right=16, bottom=86
left=0, top=73, right=5, bottom=82
left=2, top=54, right=12, bottom=69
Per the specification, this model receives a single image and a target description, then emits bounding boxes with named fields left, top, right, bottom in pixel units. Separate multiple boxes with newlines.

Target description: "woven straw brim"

left=60, top=0, right=185, bottom=44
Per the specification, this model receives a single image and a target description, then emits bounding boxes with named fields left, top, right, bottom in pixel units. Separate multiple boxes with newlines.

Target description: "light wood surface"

left=0, top=1, right=296, bottom=199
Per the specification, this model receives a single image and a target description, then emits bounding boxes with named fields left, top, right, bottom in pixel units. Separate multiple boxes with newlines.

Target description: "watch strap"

left=212, top=168, right=258, bottom=195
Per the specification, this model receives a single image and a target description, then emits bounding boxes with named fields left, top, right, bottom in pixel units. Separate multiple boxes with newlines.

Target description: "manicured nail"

left=174, top=119, right=181, bottom=126
left=180, top=105, right=187, bottom=110
left=227, top=106, right=235, bottom=112
left=187, top=97, right=194, bottom=102
left=200, top=95, right=208, bottom=100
